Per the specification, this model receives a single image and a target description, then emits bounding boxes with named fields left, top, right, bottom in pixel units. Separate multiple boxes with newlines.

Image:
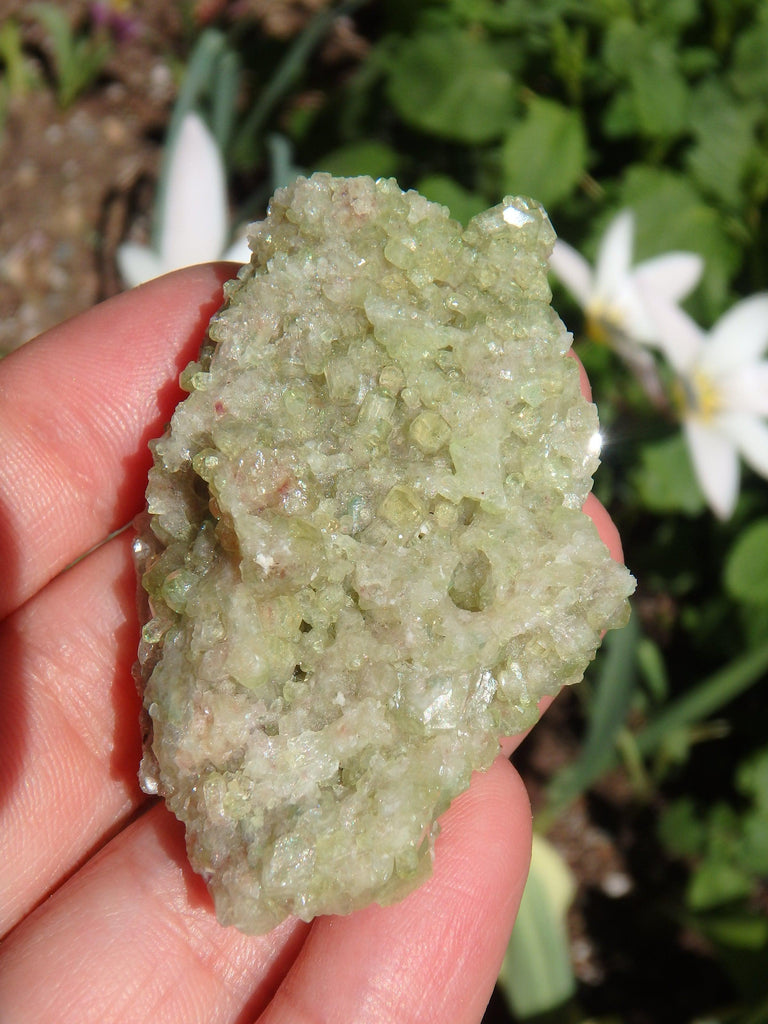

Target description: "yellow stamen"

left=585, top=301, right=627, bottom=347
left=673, top=369, right=722, bottom=422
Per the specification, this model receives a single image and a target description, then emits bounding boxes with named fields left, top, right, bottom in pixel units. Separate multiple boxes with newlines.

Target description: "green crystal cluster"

left=134, top=173, right=634, bottom=934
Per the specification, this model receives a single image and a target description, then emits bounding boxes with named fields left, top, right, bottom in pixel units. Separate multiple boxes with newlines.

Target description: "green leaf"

left=385, top=28, right=514, bottom=144
left=649, top=0, right=698, bottom=33
left=619, top=166, right=742, bottom=319
left=632, top=434, right=705, bottom=516
left=543, top=616, right=640, bottom=820
left=448, top=0, right=571, bottom=31
left=724, top=519, right=768, bottom=606
left=415, top=174, right=488, bottom=225
left=0, top=18, right=37, bottom=97
left=29, top=3, right=112, bottom=109
left=688, top=859, right=754, bottom=911
left=497, top=835, right=576, bottom=1018
left=628, top=44, right=688, bottom=139
left=737, top=746, right=768, bottom=811
left=740, top=812, right=768, bottom=874
left=636, top=636, right=669, bottom=703
left=700, top=911, right=768, bottom=952
left=602, top=20, right=688, bottom=138
left=635, top=639, right=768, bottom=759
left=658, top=799, right=707, bottom=859
left=500, top=96, right=587, bottom=209
left=731, top=21, right=768, bottom=102
left=316, top=141, right=401, bottom=180
left=686, top=79, right=758, bottom=209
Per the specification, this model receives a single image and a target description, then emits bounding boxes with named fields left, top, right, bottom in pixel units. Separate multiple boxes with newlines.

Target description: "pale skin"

left=0, top=264, right=623, bottom=1024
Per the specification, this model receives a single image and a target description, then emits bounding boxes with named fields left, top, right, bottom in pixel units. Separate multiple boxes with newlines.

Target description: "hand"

left=0, top=266, right=623, bottom=1024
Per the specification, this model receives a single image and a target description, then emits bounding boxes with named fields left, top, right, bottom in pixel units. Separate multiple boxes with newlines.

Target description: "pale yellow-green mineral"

left=134, top=173, right=635, bottom=935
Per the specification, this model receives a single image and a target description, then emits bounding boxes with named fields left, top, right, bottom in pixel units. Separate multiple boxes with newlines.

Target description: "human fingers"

left=254, top=756, right=531, bottom=1024
left=0, top=757, right=530, bottom=1024
left=0, top=532, right=143, bottom=936
left=0, top=803, right=309, bottom=1024
left=0, top=263, right=235, bottom=621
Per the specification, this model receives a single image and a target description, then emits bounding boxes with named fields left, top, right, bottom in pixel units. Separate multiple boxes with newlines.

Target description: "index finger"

left=0, top=263, right=235, bottom=621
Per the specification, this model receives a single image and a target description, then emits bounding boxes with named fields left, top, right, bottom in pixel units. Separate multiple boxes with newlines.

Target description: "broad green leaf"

left=602, top=21, right=688, bottom=138
left=385, top=28, right=514, bottom=144
left=415, top=174, right=488, bottom=225
left=724, top=519, right=768, bottom=606
left=741, top=812, right=768, bottom=874
left=448, top=0, right=571, bottom=30
left=602, top=88, right=638, bottom=138
left=688, top=859, right=753, bottom=911
left=317, top=141, right=401, bottom=180
left=497, top=835, right=576, bottom=1018
left=658, top=799, right=707, bottom=859
left=731, top=21, right=768, bottom=102
left=686, top=79, right=758, bottom=209
left=632, top=434, right=705, bottom=516
left=628, top=45, right=688, bottom=138
left=602, top=17, right=644, bottom=76
left=500, top=96, right=587, bottom=209
left=648, top=0, right=698, bottom=32
left=700, top=912, right=768, bottom=951
left=619, top=166, right=742, bottom=318
left=737, top=746, right=768, bottom=811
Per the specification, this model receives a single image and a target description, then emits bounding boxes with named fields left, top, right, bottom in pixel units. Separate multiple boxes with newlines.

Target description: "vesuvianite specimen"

left=135, top=173, right=635, bottom=934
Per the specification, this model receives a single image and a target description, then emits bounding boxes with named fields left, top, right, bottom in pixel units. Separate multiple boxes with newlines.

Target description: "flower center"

left=585, top=301, right=627, bottom=347
left=673, top=368, right=722, bottom=422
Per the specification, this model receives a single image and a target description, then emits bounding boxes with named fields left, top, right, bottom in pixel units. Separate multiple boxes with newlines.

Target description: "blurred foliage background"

left=2, top=1, right=767, bottom=1021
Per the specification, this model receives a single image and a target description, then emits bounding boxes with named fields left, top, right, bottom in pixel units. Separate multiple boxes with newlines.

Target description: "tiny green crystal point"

left=135, top=174, right=635, bottom=934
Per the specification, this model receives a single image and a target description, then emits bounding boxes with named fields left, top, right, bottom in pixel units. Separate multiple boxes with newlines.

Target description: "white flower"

left=117, top=112, right=251, bottom=288
left=645, top=291, right=768, bottom=519
left=549, top=210, right=703, bottom=348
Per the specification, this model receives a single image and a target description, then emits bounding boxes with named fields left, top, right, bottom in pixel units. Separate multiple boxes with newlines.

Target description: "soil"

left=0, top=4, right=736, bottom=1021
left=0, top=0, right=186, bottom=353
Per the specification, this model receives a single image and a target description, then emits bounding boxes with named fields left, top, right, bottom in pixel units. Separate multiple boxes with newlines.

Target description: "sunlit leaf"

left=416, top=174, right=488, bottom=224
left=544, top=616, right=640, bottom=820
left=688, top=859, right=753, bottom=911
left=500, top=96, right=587, bottom=209
left=686, top=79, right=758, bottom=208
left=317, top=141, right=401, bottom=180
left=658, top=799, right=707, bottom=859
left=619, top=166, right=741, bottom=318
left=386, top=28, right=514, bottom=143
left=731, top=20, right=768, bottom=102
left=497, top=835, right=576, bottom=1018
left=632, top=434, right=706, bottom=516
left=724, top=519, right=768, bottom=606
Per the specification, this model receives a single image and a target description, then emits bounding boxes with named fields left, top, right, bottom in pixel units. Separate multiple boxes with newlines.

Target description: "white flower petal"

left=549, top=239, right=593, bottom=308
left=612, top=280, right=662, bottom=343
left=159, top=112, right=228, bottom=270
left=684, top=418, right=740, bottom=520
left=704, top=293, right=768, bottom=374
left=223, top=232, right=252, bottom=264
left=594, top=209, right=634, bottom=303
left=639, top=288, right=705, bottom=373
left=116, top=243, right=164, bottom=288
left=720, top=363, right=768, bottom=416
left=633, top=252, right=703, bottom=303
left=720, top=412, right=768, bottom=479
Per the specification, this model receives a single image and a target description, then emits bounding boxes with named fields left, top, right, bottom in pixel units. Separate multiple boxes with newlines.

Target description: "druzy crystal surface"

left=135, top=173, right=635, bottom=934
